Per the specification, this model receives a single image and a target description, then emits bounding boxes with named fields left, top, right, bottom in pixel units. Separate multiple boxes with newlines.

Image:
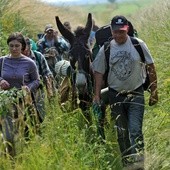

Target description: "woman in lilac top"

left=0, top=33, right=40, bottom=92
left=0, top=32, right=40, bottom=157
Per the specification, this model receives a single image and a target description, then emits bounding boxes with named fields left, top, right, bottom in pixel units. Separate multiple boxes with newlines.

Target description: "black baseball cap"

left=111, top=15, right=129, bottom=31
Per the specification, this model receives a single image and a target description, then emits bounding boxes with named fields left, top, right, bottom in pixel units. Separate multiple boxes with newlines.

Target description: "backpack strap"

left=130, top=37, right=151, bottom=91
left=130, top=37, right=145, bottom=63
left=104, top=41, right=110, bottom=71
left=103, top=41, right=110, bottom=84
left=33, top=51, right=43, bottom=75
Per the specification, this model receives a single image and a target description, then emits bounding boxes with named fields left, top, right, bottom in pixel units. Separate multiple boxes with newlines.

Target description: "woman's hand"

left=22, top=85, right=31, bottom=93
left=0, top=79, right=10, bottom=90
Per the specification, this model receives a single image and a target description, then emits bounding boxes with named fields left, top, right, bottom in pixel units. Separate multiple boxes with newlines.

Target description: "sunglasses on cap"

left=46, top=30, right=54, bottom=33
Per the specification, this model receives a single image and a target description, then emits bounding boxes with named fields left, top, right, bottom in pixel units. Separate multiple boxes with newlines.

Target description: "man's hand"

left=93, top=95, right=101, bottom=105
left=149, top=91, right=158, bottom=106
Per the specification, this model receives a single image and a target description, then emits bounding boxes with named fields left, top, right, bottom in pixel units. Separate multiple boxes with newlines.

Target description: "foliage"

left=0, top=0, right=31, bottom=55
left=135, top=1, right=170, bottom=169
left=0, top=0, right=14, bottom=17
left=0, top=13, right=30, bottom=55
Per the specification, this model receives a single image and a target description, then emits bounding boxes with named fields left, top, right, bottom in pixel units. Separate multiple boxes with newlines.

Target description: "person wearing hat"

left=92, top=15, right=158, bottom=169
left=37, top=24, right=70, bottom=76
left=63, top=21, right=72, bottom=32
left=37, top=24, right=70, bottom=57
left=23, top=37, right=55, bottom=122
left=89, top=19, right=99, bottom=48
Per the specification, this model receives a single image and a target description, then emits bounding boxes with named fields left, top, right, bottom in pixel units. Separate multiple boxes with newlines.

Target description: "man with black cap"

left=92, top=15, right=158, bottom=169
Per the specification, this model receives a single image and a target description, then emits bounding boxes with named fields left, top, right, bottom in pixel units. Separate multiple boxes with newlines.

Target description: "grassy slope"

left=77, top=0, right=156, bottom=26
left=135, top=1, right=170, bottom=169
left=1, top=0, right=156, bottom=39
left=0, top=0, right=169, bottom=169
left=1, top=0, right=90, bottom=40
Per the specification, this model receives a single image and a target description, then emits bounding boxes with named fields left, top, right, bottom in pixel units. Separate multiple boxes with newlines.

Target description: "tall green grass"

left=135, top=1, right=170, bottom=169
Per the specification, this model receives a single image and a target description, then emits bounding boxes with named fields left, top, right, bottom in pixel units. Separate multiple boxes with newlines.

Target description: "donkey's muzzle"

left=75, top=72, right=87, bottom=93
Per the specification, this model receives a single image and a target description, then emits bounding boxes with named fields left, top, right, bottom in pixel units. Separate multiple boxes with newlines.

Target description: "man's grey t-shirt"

left=92, top=36, right=154, bottom=92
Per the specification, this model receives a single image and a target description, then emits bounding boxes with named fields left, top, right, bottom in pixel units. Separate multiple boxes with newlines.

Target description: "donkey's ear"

left=55, top=16, right=74, bottom=45
left=55, top=16, right=59, bottom=21
left=84, top=13, right=92, bottom=37
left=87, top=13, right=92, bottom=20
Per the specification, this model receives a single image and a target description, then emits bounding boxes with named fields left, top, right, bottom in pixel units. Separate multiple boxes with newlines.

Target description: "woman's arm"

left=27, top=62, right=40, bottom=92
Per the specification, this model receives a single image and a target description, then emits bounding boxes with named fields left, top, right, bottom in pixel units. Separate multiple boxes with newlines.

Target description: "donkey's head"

left=55, top=13, right=93, bottom=93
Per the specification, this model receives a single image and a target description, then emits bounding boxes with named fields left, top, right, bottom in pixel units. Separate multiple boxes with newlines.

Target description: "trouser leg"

left=128, top=94, right=144, bottom=154
left=109, top=86, right=145, bottom=168
left=1, top=114, right=15, bottom=157
left=35, top=89, right=46, bottom=123
left=127, top=91, right=145, bottom=168
left=109, top=89, right=132, bottom=165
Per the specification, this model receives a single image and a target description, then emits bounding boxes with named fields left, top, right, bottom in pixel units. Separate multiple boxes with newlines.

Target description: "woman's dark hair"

left=7, top=32, right=26, bottom=51
left=24, top=37, right=31, bottom=45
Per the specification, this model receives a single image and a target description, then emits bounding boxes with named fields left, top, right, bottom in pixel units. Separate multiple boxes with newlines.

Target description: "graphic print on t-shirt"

left=110, top=51, right=134, bottom=81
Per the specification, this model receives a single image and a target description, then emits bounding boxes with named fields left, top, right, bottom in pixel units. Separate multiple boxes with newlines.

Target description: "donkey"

left=55, top=13, right=93, bottom=125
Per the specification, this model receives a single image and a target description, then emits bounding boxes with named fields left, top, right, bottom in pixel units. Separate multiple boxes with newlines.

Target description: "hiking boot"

left=122, top=154, right=144, bottom=170
left=123, top=161, right=144, bottom=170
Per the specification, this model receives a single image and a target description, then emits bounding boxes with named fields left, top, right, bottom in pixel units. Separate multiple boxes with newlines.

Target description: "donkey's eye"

left=85, top=53, right=89, bottom=59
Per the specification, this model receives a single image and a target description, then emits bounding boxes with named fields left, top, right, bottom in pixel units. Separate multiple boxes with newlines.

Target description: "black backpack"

left=104, top=37, right=150, bottom=92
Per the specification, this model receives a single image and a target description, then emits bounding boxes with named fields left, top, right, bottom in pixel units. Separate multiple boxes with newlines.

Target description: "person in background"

left=92, top=15, right=158, bottom=169
left=89, top=19, right=99, bottom=48
left=36, top=24, right=70, bottom=77
left=30, top=38, right=38, bottom=51
left=23, top=37, right=55, bottom=123
left=0, top=32, right=40, bottom=156
left=37, top=24, right=69, bottom=60
left=63, top=21, right=72, bottom=32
